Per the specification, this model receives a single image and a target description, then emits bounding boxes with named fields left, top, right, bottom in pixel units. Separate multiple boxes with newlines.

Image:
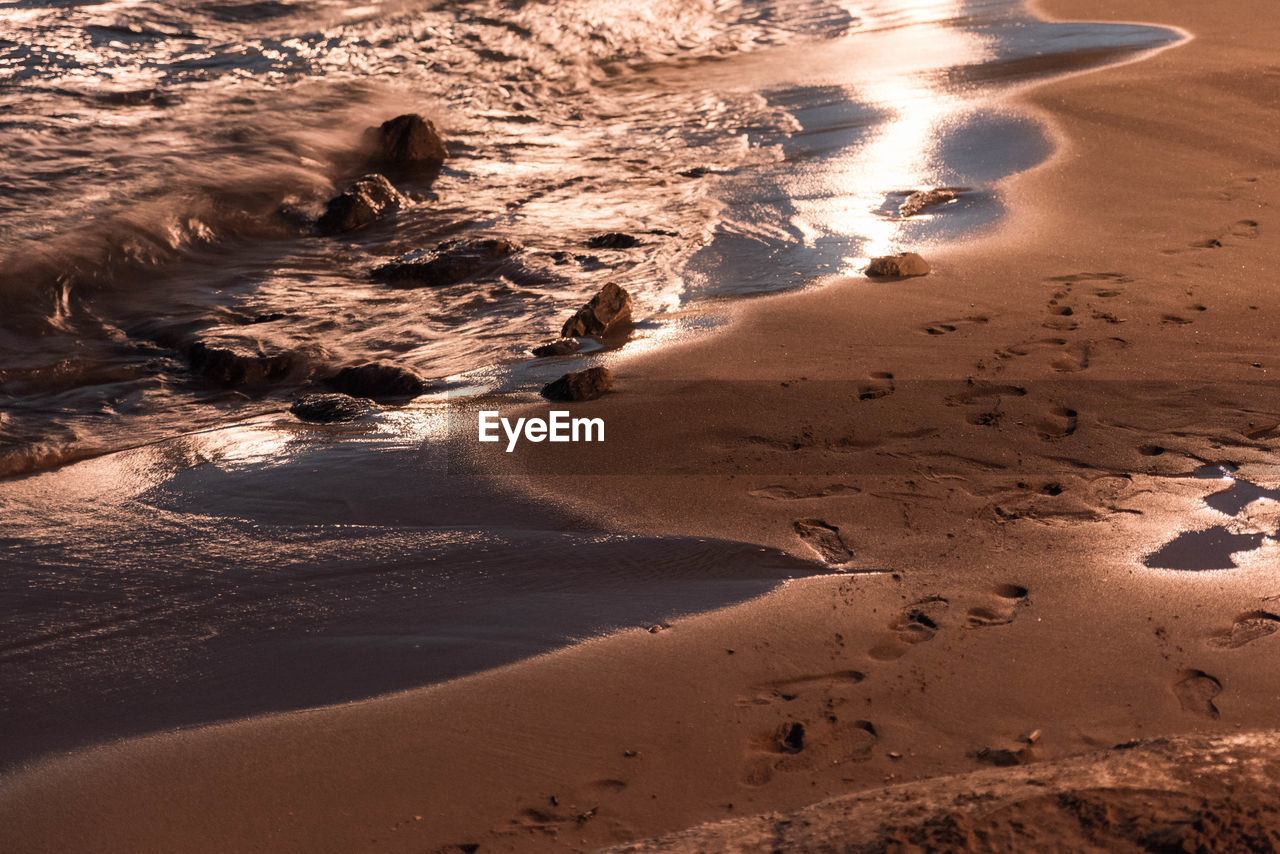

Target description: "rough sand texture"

left=605, top=732, right=1280, bottom=853
left=5, top=0, right=1280, bottom=852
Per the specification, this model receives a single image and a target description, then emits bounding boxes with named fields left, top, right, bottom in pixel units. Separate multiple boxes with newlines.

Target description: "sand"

left=5, top=0, right=1280, bottom=851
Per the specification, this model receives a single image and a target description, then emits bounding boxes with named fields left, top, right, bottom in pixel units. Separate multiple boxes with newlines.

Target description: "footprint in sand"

left=869, top=597, right=951, bottom=659
left=1172, top=669, right=1222, bottom=719
left=966, top=583, right=1029, bottom=628
left=1187, top=218, right=1261, bottom=249
left=890, top=597, right=950, bottom=644
left=794, top=519, right=854, bottom=565
left=736, top=670, right=867, bottom=707
left=741, top=718, right=878, bottom=786
left=946, top=382, right=1027, bottom=406
left=1034, top=406, right=1079, bottom=440
left=1209, top=611, right=1280, bottom=649
left=1042, top=305, right=1079, bottom=331
left=749, top=484, right=860, bottom=501
left=857, top=371, right=895, bottom=400
left=918, top=315, right=989, bottom=336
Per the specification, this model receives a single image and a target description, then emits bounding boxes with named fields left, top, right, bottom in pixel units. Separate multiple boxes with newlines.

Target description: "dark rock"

left=898, top=188, right=957, bottom=218
left=586, top=232, right=641, bottom=249
left=561, top=283, right=632, bottom=338
left=289, top=393, right=373, bottom=423
left=316, top=174, right=403, bottom=235
left=325, top=362, right=428, bottom=401
left=187, top=341, right=297, bottom=386
left=541, top=366, right=613, bottom=401
left=361, top=114, right=447, bottom=175
left=531, top=338, right=582, bottom=358
left=866, top=252, right=931, bottom=278
left=372, top=238, right=520, bottom=288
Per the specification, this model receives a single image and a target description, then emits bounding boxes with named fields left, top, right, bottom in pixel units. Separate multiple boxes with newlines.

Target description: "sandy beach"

left=5, top=0, right=1280, bottom=850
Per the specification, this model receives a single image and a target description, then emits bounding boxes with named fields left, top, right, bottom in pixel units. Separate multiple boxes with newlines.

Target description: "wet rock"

left=531, top=338, right=582, bottom=358
left=186, top=341, right=297, bottom=386
left=316, top=174, right=403, bottom=235
left=372, top=238, right=519, bottom=288
left=866, top=252, right=931, bottom=278
left=289, top=393, right=373, bottom=423
left=325, top=362, right=428, bottom=401
left=541, top=366, right=613, bottom=401
left=561, top=283, right=632, bottom=338
left=586, top=232, right=640, bottom=249
left=362, top=114, right=447, bottom=175
left=898, top=188, right=956, bottom=218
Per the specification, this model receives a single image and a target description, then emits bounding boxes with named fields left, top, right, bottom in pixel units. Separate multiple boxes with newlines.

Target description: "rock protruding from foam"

left=373, top=238, right=520, bottom=288
left=289, top=393, right=374, bottom=423
left=325, top=362, right=428, bottom=401
left=186, top=341, right=298, bottom=387
left=561, top=283, right=632, bottom=338
left=531, top=338, right=583, bottom=358
left=362, top=114, right=447, bottom=175
left=866, top=252, right=931, bottom=278
left=315, top=174, right=403, bottom=236
left=541, top=366, right=613, bottom=401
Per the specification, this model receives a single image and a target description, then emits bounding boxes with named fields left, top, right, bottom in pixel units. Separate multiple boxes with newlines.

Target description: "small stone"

left=531, top=338, right=582, bottom=358
left=898, top=188, right=956, bottom=217
left=541, top=366, right=613, bottom=402
left=587, top=232, right=640, bottom=249
left=866, top=252, right=931, bottom=278
left=315, top=174, right=403, bottom=235
left=561, top=283, right=632, bottom=338
left=289, top=393, right=372, bottom=424
left=326, top=362, right=428, bottom=401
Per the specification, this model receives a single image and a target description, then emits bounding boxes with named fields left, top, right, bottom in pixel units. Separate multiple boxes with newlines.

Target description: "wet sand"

left=5, top=0, right=1280, bottom=851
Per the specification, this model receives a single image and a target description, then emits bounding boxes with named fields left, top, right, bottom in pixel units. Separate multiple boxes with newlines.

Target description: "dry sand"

left=5, top=0, right=1280, bottom=851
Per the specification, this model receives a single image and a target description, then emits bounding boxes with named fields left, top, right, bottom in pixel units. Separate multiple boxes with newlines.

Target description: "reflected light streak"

left=790, top=0, right=993, bottom=263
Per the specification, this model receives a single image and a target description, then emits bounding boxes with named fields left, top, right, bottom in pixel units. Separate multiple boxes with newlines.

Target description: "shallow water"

left=0, top=0, right=1183, bottom=769
left=0, top=0, right=1179, bottom=477
left=0, top=411, right=831, bottom=767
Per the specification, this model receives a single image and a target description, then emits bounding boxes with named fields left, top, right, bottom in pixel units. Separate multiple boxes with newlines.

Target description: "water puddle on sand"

left=1145, top=464, right=1280, bottom=571
left=0, top=417, right=835, bottom=769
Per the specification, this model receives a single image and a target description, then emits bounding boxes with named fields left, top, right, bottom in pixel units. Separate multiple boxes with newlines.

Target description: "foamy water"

left=0, top=0, right=1177, bottom=478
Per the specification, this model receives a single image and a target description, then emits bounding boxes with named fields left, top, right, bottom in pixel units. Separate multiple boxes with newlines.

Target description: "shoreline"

left=7, top=0, right=1280, bottom=852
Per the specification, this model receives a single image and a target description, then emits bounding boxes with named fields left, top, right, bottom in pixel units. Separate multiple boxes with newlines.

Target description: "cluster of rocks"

left=313, top=113, right=447, bottom=237
left=187, top=112, right=637, bottom=421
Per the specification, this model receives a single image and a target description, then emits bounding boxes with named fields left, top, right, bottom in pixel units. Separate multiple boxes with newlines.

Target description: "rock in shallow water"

left=531, top=338, right=582, bottom=358
left=561, top=283, right=632, bottom=338
left=315, top=174, right=403, bottom=236
left=898, top=188, right=957, bottom=218
left=289, top=393, right=373, bottom=423
left=325, top=362, right=428, bottom=401
left=586, top=232, right=640, bottom=249
left=372, top=238, right=520, bottom=288
left=186, top=341, right=298, bottom=386
left=541, top=366, right=613, bottom=401
left=866, top=252, right=931, bottom=278
left=362, top=114, right=447, bottom=175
